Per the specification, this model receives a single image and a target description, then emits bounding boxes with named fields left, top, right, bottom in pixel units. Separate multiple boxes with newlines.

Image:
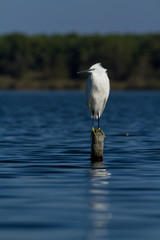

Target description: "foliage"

left=0, top=33, right=160, bottom=89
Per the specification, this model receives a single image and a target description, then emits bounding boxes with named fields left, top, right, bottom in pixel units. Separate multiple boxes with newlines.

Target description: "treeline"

left=0, top=33, right=160, bottom=89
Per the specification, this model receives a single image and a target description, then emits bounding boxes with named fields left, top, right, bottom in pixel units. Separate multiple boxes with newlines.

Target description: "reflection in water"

left=87, top=162, right=111, bottom=240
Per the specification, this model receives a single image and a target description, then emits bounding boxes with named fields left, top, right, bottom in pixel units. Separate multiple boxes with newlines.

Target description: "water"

left=0, top=90, right=160, bottom=240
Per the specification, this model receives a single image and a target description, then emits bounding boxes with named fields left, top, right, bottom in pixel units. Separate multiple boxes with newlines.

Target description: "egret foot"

left=96, top=128, right=106, bottom=137
left=91, top=127, right=96, bottom=136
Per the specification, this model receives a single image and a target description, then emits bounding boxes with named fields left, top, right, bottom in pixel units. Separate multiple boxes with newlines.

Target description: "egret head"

left=77, top=63, right=107, bottom=74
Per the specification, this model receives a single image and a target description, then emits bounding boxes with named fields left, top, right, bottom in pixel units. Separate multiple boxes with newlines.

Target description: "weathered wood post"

left=91, top=130, right=105, bottom=163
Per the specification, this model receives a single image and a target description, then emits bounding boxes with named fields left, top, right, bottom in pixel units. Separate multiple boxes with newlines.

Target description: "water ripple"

left=0, top=91, right=160, bottom=240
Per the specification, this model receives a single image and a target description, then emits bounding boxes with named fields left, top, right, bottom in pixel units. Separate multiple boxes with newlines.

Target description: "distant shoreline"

left=0, top=33, right=160, bottom=91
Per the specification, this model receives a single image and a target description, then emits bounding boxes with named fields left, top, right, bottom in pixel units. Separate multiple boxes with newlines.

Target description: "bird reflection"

left=87, top=162, right=111, bottom=240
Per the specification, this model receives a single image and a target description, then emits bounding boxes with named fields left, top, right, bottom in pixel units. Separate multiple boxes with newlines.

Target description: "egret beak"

left=77, top=70, right=89, bottom=74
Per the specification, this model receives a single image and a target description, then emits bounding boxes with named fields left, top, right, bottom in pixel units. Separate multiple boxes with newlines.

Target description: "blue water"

left=0, top=90, right=160, bottom=240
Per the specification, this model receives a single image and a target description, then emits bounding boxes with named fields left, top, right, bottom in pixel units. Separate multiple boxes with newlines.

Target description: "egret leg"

left=92, top=118, right=94, bottom=129
left=98, top=114, right=100, bottom=129
left=91, top=118, right=96, bottom=135
left=97, top=114, right=105, bottom=136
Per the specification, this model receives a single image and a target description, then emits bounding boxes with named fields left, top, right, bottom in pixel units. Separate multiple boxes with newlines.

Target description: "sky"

left=0, top=0, right=160, bottom=35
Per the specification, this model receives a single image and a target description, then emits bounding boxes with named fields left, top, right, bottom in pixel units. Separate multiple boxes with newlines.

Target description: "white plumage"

left=78, top=63, right=110, bottom=129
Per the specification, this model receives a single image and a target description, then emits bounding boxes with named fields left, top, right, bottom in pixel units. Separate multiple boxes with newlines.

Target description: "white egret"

left=78, top=63, right=110, bottom=133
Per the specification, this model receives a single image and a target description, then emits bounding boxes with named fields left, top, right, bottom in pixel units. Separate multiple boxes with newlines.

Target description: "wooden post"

left=91, top=130, right=105, bottom=163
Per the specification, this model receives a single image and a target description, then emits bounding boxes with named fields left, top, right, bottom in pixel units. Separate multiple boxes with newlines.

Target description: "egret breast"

left=89, top=72, right=109, bottom=119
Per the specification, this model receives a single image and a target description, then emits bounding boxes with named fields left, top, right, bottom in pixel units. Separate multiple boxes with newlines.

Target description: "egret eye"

left=90, top=68, right=95, bottom=71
